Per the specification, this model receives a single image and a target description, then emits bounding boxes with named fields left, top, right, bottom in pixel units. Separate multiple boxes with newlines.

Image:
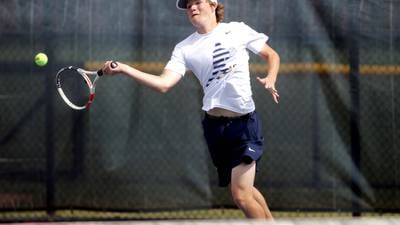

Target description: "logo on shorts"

left=248, top=147, right=256, bottom=152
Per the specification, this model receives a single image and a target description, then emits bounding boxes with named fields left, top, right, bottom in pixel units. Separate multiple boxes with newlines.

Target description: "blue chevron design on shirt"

left=206, top=43, right=232, bottom=87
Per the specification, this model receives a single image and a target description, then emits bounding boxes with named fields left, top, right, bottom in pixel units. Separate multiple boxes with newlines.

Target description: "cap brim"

left=176, top=0, right=188, bottom=10
left=177, top=0, right=218, bottom=10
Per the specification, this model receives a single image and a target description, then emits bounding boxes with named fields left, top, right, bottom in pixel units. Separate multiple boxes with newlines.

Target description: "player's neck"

left=196, top=20, right=218, bottom=34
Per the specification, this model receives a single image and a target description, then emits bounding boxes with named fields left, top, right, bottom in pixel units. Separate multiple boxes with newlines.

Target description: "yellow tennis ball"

left=35, top=53, right=48, bottom=67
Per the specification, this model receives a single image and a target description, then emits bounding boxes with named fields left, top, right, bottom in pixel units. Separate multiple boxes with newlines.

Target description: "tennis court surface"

left=6, top=218, right=400, bottom=225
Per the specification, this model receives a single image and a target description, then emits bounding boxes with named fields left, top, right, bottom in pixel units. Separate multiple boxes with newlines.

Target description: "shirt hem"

left=202, top=104, right=255, bottom=114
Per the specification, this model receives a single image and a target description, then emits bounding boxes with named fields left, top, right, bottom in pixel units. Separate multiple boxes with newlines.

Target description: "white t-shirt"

left=165, top=22, right=269, bottom=114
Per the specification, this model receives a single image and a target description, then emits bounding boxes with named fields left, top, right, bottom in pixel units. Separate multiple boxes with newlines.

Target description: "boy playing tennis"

left=103, top=0, right=279, bottom=219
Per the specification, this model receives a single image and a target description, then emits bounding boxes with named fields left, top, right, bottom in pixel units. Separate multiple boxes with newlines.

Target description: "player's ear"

left=208, top=0, right=217, bottom=11
left=212, top=3, right=217, bottom=11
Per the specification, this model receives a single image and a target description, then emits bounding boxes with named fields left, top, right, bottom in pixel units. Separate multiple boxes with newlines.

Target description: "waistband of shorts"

left=205, top=111, right=254, bottom=121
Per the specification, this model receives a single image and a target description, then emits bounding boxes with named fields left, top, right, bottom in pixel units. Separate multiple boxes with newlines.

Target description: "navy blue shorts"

left=202, top=111, right=264, bottom=187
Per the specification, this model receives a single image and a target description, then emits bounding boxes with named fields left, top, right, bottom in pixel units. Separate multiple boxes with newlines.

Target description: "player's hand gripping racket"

left=56, top=61, right=117, bottom=110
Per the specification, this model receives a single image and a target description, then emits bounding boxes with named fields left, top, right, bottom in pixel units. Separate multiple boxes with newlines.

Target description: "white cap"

left=176, top=0, right=218, bottom=10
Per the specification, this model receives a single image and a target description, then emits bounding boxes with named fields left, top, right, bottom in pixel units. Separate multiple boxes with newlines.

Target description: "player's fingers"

left=103, top=60, right=111, bottom=68
left=267, top=86, right=277, bottom=93
left=272, top=93, right=279, bottom=104
left=101, top=64, right=110, bottom=75
left=100, top=62, right=108, bottom=74
left=103, top=61, right=118, bottom=75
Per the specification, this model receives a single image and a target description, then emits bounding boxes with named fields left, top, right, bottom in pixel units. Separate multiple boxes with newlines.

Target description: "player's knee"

left=231, top=187, right=253, bottom=209
left=232, top=194, right=253, bottom=209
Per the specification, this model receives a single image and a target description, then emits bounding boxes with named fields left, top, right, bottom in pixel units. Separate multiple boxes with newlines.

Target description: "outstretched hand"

left=257, top=76, right=279, bottom=104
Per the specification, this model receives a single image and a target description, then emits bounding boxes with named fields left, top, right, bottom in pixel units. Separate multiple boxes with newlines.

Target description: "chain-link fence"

left=1, top=0, right=400, bottom=221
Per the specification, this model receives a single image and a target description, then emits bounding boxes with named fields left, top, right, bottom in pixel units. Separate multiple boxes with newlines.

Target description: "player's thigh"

left=231, top=161, right=256, bottom=195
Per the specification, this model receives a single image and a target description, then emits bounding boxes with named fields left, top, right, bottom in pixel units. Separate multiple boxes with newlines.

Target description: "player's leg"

left=230, top=161, right=266, bottom=219
left=252, top=186, right=273, bottom=219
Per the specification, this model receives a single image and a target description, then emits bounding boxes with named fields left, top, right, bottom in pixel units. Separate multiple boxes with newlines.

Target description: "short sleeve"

left=165, top=45, right=187, bottom=76
left=239, top=22, right=269, bottom=54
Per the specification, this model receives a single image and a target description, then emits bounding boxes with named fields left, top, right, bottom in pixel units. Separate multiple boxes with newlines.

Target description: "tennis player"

left=102, top=0, right=279, bottom=220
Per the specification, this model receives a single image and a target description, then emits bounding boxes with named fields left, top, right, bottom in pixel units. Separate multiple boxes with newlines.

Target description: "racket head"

left=56, top=66, right=95, bottom=110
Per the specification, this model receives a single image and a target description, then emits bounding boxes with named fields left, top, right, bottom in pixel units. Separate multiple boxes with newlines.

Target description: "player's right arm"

left=102, top=61, right=182, bottom=93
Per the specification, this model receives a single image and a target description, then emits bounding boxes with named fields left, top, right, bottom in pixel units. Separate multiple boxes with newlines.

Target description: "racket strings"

left=58, top=68, right=91, bottom=108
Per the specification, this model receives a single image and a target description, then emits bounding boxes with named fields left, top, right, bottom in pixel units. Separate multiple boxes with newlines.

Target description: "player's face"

left=186, top=0, right=215, bottom=28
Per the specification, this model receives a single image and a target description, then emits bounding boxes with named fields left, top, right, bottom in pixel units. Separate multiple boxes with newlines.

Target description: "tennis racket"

left=56, top=61, right=117, bottom=110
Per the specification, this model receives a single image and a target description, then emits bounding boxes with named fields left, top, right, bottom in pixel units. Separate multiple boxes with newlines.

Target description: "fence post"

left=349, top=0, right=362, bottom=217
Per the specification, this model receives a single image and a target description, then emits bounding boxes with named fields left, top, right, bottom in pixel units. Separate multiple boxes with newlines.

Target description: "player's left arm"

left=256, top=43, right=280, bottom=104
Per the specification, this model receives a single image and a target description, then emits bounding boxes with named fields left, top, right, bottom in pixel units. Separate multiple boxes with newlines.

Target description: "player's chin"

left=189, top=17, right=204, bottom=26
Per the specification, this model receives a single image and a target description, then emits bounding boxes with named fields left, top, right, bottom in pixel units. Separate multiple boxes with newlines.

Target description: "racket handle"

left=97, top=61, right=118, bottom=76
